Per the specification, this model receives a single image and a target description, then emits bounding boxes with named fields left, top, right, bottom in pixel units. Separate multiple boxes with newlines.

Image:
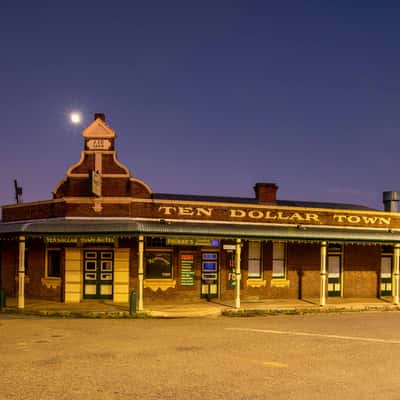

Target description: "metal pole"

left=138, top=235, right=144, bottom=312
left=18, top=236, right=25, bottom=309
left=393, top=244, right=400, bottom=305
left=320, top=241, right=327, bottom=307
left=235, top=238, right=241, bottom=309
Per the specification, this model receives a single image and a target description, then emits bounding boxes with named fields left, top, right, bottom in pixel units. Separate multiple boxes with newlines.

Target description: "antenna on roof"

left=14, top=179, right=23, bottom=204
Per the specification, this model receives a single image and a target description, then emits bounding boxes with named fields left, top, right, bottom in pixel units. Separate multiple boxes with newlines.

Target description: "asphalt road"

left=1, top=312, right=400, bottom=400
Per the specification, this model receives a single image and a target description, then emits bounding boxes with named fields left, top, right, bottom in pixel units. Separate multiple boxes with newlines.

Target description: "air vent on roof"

left=383, top=191, right=399, bottom=212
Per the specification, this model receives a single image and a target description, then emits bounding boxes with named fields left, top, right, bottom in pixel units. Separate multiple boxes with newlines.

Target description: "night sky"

left=1, top=1, right=400, bottom=211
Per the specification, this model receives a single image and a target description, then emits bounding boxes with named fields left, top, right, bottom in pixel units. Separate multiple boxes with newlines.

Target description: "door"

left=201, top=252, right=219, bottom=299
left=83, top=250, right=114, bottom=299
left=227, top=252, right=236, bottom=289
left=328, top=255, right=341, bottom=297
left=380, top=256, right=392, bottom=296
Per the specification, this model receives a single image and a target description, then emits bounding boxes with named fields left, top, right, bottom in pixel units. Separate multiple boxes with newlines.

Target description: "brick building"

left=1, top=113, right=400, bottom=310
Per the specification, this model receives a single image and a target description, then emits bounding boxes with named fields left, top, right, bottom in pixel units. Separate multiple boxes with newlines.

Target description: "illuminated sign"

left=180, top=254, right=195, bottom=286
left=166, top=238, right=219, bottom=247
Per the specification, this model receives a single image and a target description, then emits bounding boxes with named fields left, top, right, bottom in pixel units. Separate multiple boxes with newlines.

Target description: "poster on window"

left=146, top=252, right=172, bottom=279
left=180, top=254, right=195, bottom=286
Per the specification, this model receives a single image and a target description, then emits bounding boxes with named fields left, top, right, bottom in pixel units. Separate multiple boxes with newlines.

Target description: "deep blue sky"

left=1, top=1, right=400, bottom=210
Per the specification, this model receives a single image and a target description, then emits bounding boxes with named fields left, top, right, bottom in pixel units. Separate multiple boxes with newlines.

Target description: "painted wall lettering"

left=87, top=139, right=111, bottom=150
left=157, top=205, right=392, bottom=227
left=229, top=209, right=321, bottom=223
left=333, top=215, right=391, bottom=225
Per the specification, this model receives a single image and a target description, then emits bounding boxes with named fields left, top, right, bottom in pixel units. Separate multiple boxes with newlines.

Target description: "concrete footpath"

left=1, top=297, right=399, bottom=318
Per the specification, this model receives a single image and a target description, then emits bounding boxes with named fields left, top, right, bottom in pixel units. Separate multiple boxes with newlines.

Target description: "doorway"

left=201, top=252, right=219, bottom=299
left=83, top=250, right=114, bottom=299
left=380, top=256, right=392, bottom=296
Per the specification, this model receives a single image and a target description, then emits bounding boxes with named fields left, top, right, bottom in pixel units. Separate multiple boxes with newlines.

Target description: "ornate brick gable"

left=53, top=114, right=152, bottom=199
left=2, top=114, right=152, bottom=221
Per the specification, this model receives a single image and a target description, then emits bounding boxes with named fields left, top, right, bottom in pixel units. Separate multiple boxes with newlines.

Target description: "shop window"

left=47, top=249, right=61, bottom=278
left=328, top=243, right=342, bottom=252
left=248, top=241, right=262, bottom=278
left=272, top=242, right=286, bottom=278
left=382, top=245, right=393, bottom=254
left=145, top=252, right=172, bottom=279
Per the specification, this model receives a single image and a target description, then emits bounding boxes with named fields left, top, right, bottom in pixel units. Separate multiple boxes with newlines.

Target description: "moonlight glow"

left=70, top=112, right=82, bottom=124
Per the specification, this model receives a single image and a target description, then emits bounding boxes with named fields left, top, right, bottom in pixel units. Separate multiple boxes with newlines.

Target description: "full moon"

left=70, top=112, right=82, bottom=124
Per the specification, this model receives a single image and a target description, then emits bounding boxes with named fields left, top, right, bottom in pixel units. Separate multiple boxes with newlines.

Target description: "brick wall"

left=102, top=154, right=127, bottom=174
left=343, top=244, right=380, bottom=297
left=1, top=241, right=18, bottom=296
left=70, top=154, right=94, bottom=174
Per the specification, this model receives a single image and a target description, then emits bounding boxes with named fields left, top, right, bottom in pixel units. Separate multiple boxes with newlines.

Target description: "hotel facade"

left=1, top=114, right=400, bottom=310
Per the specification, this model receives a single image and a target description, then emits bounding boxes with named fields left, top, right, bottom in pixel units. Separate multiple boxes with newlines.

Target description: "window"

left=47, top=249, right=61, bottom=278
left=146, top=237, right=167, bottom=248
left=145, top=252, right=172, bottom=279
left=328, top=243, right=342, bottom=252
left=272, top=242, right=286, bottom=278
left=248, top=241, right=262, bottom=278
left=382, top=245, right=393, bottom=254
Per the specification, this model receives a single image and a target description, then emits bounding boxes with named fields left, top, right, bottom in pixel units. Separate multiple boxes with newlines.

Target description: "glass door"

left=380, top=256, right=392, bottom=297
left=327, top=255, right=341, bottom=297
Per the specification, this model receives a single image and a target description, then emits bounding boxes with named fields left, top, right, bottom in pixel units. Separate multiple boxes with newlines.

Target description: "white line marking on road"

left=260, top=361, right=288, bottom=368
left=226, top=328, right=400, bottom=344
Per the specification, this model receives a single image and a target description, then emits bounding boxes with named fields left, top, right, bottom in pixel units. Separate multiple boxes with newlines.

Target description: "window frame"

left=272, top=242, right=286, bottom=279
left=46, top=248, right=62, bottom=279
left=380, top=255, right=392, bottom=278
left=247, top=241, right=263, bottom=279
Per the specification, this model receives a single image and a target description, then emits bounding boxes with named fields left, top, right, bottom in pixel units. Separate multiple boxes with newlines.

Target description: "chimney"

left=94, top=113, right=106, bottom=122
left=383, top=191, right=399, bottom=212
left=254, top=182, right=278, bottom=203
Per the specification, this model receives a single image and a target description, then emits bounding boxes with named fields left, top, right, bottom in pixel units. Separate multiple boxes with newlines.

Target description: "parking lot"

left=1, top=312, right=400, bottom=399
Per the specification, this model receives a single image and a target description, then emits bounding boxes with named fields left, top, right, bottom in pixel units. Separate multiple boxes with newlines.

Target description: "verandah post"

left=138, top=235, right=144, bottom=311
left=320, top=241, right=327, bottom=306
left=393, top=243, right=400, bottom=305
left=18, top=235, right=25, bottom=309
left=235, top=238, right=241, bottom=309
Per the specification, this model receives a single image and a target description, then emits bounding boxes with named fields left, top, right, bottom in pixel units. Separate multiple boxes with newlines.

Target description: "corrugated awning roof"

left=153, top=193, right=375, bottom=211
left=0, top=218, right=398, bottom=243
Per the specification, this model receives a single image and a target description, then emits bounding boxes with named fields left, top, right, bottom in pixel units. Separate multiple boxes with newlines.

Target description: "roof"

left=153, top=193, right=375, bottom=211
left=0, top=218, right=397, bottom=243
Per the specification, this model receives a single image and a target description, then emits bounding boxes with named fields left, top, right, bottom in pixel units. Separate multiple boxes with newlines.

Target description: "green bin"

left=0, top=288, right=6, bottom=309
left=130, top=291, right=137, bottom=315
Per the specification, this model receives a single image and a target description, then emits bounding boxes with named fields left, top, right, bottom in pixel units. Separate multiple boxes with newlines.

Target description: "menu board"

left=180, top=254, right=195, bottom=286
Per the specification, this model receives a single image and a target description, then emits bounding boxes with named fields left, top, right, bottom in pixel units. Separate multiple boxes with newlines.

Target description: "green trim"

left=1, top=218, right=400, bottom=243
left=380, top=277, right=392, bottom=296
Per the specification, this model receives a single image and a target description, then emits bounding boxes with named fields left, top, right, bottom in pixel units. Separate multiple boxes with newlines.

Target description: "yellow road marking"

left=227, top=327, right=400, bottom=344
